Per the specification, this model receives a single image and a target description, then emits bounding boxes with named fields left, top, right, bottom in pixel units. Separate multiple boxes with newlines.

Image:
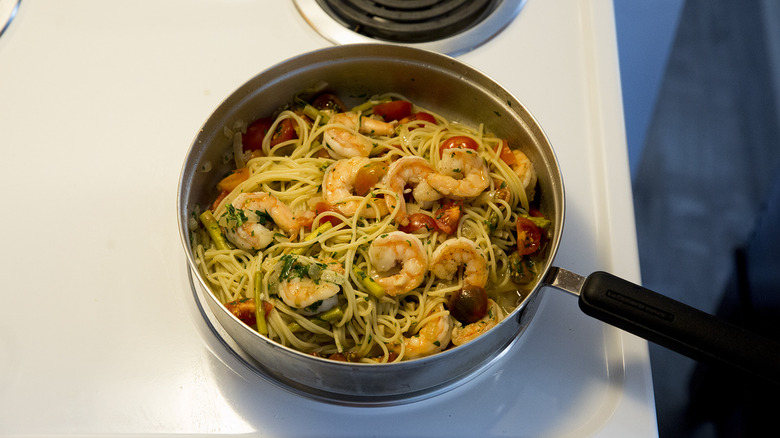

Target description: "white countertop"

left=0, top=0, right=657, bottom=436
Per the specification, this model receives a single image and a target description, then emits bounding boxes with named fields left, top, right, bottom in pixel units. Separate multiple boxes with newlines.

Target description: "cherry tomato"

left=372, top=100, right=413, bottom=121
left=399, top=213, right=437, bottom=234
left=270, top=118, right=297, bottom=146
left=516, top=216, right=542, bottom=255
left=315, top=201, right=343, bottom=227
left=497, top=139, right=517, bottom=165
left=225, top=298, right=257, bottom=326
left=211, top=189, right=229, bottom=211
left=353, top=161, right=388, bottom=196
left=311, top=92, right=346, bottom=112
left=440, top=136, right=479, bottom=158
left=328, top=353, right=348, bottom=362
left=262, top=300, right=274, bottom=317
left=399, top=112, right=437, bottom=126
left=434, top=201, right=462, bottom=235
left=216, top=167, right=250, bottom=192
left=243, top=117, right=297, bottom=150
left=448, top=285, right=488, bottom=324
left=243, top=117, right=273, bottom=151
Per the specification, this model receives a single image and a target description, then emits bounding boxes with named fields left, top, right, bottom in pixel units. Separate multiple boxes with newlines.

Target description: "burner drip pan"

left=295, top=0, right=526, bottom=55
left=316, top=0, right=498, bottom=43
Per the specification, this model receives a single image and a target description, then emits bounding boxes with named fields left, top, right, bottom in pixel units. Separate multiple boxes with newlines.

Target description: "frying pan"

left=177, top=44, right=780, bottom=406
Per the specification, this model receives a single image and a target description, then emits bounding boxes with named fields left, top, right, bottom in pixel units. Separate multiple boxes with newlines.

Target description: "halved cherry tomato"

left=225, top=298, right=257, bottom=326
left=315, top=201, right=343, bottom=226
left=311, top=92, right=346, bottom=112
left=243, top=117, right=273, bottom=151
left=270, top=118, right=297, bottom=146
left=516, top=217, right=541, bottom=255
left=497, top=139, right=517, bottom=165
left=216, top=167, right=250, bottom=192
left=398, top=111, right=437, bottom=127
left=211, top=189, right=229, bottom=211
left=439, top=136, right=479, bottom=158
left=399, top=213, right=437, bottom=234
left=372, top=100, right=413, bottom=121
left=262, top=299, right=274, bottom=317
left=434, top=201, right=462, bottom=235
left=242, top=117, right=297, bottom=151
left=354, top=161, right=388, bottom=196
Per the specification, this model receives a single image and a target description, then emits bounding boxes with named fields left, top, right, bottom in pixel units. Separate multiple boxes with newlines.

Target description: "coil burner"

left=295, top=0, right=526, bottom=55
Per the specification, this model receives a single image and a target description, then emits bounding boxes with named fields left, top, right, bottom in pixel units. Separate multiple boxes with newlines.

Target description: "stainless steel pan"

left=177, top=44, right=780, bottom=406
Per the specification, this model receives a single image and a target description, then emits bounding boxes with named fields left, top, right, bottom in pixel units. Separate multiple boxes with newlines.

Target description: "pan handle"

left=545, top=267, right=780, bottom=384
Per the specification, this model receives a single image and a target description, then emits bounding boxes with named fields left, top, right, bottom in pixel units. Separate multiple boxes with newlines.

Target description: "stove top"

left=0, top=0, right=20, bottom=37
left=0, top=0, right=656, bottom=435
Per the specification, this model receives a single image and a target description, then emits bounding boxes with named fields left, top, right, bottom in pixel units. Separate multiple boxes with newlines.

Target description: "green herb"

left=304, top=300, right=324, bottom=313
left=278, top=254, right=297, bottom=280
left=223, top=204, right=248, bottom=227
left=254, top=210, right=273, bottom=225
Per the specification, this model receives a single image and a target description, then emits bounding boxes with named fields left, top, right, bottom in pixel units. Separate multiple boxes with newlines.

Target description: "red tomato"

left=262, top=300, right=274, bottom=317
left=315, top=202, right=343, bottom=226
left=497, top=139, right=517, bottom=165
left=399, top=112, right=437, bottom=127
left=242, top=117, right=297, bottom=150
left=225, top=298, right=257, bottom=326
left=270, top=118, right=297, bottom=146
left=399, top=213, right=437, bottom=234
left=211, top=189, right=229, bottom=211
left=311, top=92, right=346, bottom=112
left=434, top=201, right=462, bottom=235
left=372, top=100, right=413, bottom=121
left=516, top=217, right=541, bottom=255
left=243, top=117, right=273, bottom=151
left=440, top=136, right=479, bottom=158
left=354, top=161, right=388, bottom=196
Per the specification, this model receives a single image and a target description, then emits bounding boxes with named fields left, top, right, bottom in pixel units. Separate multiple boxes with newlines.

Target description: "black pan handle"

left=546, top=268, right=780, bottom=384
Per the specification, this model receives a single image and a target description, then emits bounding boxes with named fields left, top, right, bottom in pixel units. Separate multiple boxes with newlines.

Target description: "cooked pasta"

left=191, top=91, right=549, bottom=362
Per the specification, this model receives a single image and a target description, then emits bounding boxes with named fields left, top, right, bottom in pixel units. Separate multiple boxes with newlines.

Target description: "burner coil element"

left=316, top=0, right=500, bottom=43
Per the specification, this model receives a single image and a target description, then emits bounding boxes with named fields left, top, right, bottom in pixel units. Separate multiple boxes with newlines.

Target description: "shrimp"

left=430, top=237, right=488, bottom=288
left=426, top=148, right=490, bottom=198
left=368, top=231, right=428, bottom=296
left=393, top=303, right=453, bottom=359
left=323, top=112, right=396, bottom=159
left=451, top=299, right=503, bottom=346
left=275, top=256, right=345, bottom=316
left=511, top=149, right=538, bottom=201
left=322, top=157, right=386, bottom=218
left=222, top=192, right=312, bottom=250
left=383, top=156, right=442, bottom=225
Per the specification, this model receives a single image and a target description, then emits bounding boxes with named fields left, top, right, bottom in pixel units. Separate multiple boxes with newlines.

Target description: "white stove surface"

left=0, top=0, right=657, bottom=436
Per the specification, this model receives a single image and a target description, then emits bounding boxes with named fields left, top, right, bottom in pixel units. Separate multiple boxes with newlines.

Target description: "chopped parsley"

left=254, top=210, right=273, bottom=225
left=223, top=204, right=248, bottom=227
